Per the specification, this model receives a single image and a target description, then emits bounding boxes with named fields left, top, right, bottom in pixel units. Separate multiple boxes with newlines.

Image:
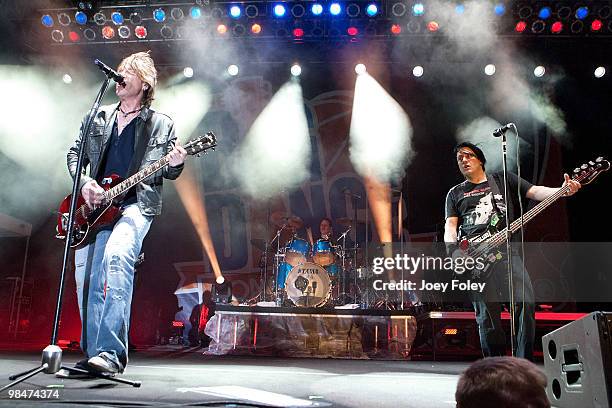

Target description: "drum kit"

left=255, top=212, right=364, bottom=308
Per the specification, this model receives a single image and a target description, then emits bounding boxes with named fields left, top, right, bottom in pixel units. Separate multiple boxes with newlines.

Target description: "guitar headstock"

left=184, top=132, right=217, bottom=156
left=573, top=157, right=610, bottom=185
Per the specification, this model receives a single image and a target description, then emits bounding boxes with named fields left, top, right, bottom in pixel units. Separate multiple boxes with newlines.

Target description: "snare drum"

left=285, top=262, right=332, bottom=307
left=312, top=239, right=334, bottom=266
left=285, top=237, right=310, bottom=266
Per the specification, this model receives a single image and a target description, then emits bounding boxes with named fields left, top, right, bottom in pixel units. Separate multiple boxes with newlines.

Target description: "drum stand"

left=271, top=225, right=285, bottom=305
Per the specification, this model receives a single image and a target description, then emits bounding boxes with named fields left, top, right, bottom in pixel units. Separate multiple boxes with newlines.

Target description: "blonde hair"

left=118, top=51, right=157, bottom=107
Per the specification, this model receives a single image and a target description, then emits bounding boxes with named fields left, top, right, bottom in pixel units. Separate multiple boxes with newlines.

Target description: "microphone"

left=342, top=187, right=361, bottom=199
left=94, top=59, right=125, bottom=85
left=492, top=123, right=514, bottom=137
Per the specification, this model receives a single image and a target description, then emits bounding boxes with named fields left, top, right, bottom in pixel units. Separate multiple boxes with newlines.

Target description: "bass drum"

left=285, top=262, right=331, bottom=307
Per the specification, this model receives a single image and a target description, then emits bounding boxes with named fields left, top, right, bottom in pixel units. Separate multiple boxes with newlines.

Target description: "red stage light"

left=102, top=26, right=115, bottom=39
left=251, top=23, right=262, bottom=34
left=293, top=28, right=304, bottom=37
left=217, top=24, right=228, bottom=34
left=347, top=26, right=359, bottom=36
left=444, top=328, right=459, bottom=335
left=515, top=21, right=527, bottom=32
left=591, top=19, right=603, bottom=31
left=135, top=25, right=147, bottom=39
left=427, top=21, right=439, bottom=32
left=391, top=24, right=402, bottom=35
left=551, top=21, right=563, bottom=33
left=68, top=31, right=80, bottom=42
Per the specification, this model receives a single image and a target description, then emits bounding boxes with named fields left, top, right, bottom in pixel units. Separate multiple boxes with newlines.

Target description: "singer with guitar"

left=444, top=142, right=581, bottom=361
left=60, top=52, right=187, bottom=377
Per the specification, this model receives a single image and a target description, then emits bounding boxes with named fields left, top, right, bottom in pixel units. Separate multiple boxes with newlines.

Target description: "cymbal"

left=335, top=217, right=366, bottom=227
left=270, top=212, right=304, bottom=229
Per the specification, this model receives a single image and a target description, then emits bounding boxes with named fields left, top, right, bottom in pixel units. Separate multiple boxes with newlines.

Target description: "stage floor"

left=0, top=346, right=465, bottom=407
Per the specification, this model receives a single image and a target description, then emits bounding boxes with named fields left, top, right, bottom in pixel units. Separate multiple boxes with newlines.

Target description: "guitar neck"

left=104, top=155, right=171, bottom=201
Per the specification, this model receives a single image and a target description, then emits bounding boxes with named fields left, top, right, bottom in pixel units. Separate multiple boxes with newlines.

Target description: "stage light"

left=190, top=6, right=202, bottom=19
left=347, top=4, right=361, bottom=17
left=571, top=20, right=584, bottom=33
left=515, top=21, right=527, bottom=32
left=455, top=4, right=465, bottom=14
left=292, top=4, right=306, bottom=17
left=347, top=26, right=359, bottom=36
left=551, top=21, right=563, bottom=34
left=217, top=24, right=228, bottom=34
left=311, top=3, right=323, bottom=15
left=293, top=28, right=304, bottom=37
left=111, top=11, right=124, bottom=25
left=171, top=8, right=184, bottom=20
left=534, top=66, right=546, bottom=77
left=230, top=5, right=242, bottom=18
left=575, top=7, right=589, bottom=20
left=51, top=30, right=64, bottom=42
left=94, top=12, right=105, bottom=25
left=519, top=6, right=533, bottom=19
left=391, top=24, right=402, bottom=35
left=75, top=11, right=87, bottom=25
left=330, top=3, right=342, bottom=16
left=68, top=31, right=79, bottom=42
left=41, top=15, right=54, bottom=27
left=62, top=74, right=72, bottom=84
left=532, top=20, right=545, bottom=33
left=366, top=4, right=378, bottom=17
left=494, top=4, right=505, bottom=16
left=135, top=26, right=147, bottom=39
left=160, top=25, right=173, bottom=38
left=102, top=26, right=115, bottom=39
left=591, top=19, right=603, bottom=31
left=406, top=20, right=421, bottom=33
left=392, top=3, right=406, bottom=16
left=427, top=21, right=439, bottom=31
left=130, top=12, right=142, bottom=25
left=484, top=64, right=496, bottom=76
left=355, top=63, right=367, bottom=75
left=58, top=13, right=71, bottom=26
left=599, top=6, right=612, bottom=19
left=413, top=3, right=425, bottom=16
left=227, top=65, right=239, bottom=76
left=153, top=8, right=166, bottom=22
left=594, top=66, right=606, bottom=78
left=232, top=24, right=246, bottom=36
left=291, top=64, right=302, bottom=77
left=118, top=25, right=130, bottom=38
left=184, top=67, right=194, bottom=78
left=274, top=4, right=287, bottom=17
left=538, top=7, right=551, bottom=20
left=251, top=23, right=262, bottom=34
left=83, top=28, right=96, bottom=40
left=413, top=66, right=424, bottom=77
left=558, top=6, right=571, bottom=19
left=246, top=5, right=259, bottom=17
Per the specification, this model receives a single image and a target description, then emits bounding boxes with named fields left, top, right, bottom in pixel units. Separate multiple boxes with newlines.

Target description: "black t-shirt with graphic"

left=445, top=172, right=533, bottom=240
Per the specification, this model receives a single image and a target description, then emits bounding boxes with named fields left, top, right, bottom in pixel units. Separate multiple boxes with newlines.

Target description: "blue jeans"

left=470, top=254, right=535, bottom=361
left=74, top=204, right=152, bottom=369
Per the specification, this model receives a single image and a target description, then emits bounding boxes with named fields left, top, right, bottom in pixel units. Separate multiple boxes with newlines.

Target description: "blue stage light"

left=153, top=8, right=166, bottom=22
left=575, top=7, right=589, bottom=20
left=311, top=3, right=323, bottom=15
left=190, top=7, right=202, bottom=19
left=111, top=11, right=124, bottom=25
left=75, top=11, right=87, bottom=25
left=366, top=4, right=378, bottom=17
left=412, top=3, right=425, bottom=16
left=455, top=4, right=465, bottom=14
left=494, top=4, right=505, bottom=16
left=329, top=3, right=342, bottom=16
left=538, top=7, right=551, bottom=20
left=41, top=14, right=54, bottom=27
left=273, top=4, right=286, bottom=17
left=230, top=5, right=242, bottom=18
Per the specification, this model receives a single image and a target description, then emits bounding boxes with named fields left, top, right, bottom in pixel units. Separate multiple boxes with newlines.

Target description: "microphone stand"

left=499, top=128, right=517, bottom=357
left=2, top=75, right=141, bottom=392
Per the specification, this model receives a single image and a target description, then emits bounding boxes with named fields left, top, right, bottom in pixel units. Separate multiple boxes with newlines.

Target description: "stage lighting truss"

left=39, top=0, right=612, bottom=45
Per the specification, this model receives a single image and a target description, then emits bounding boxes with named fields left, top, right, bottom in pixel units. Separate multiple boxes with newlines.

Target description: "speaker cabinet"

left=542, top=312, right=612, bottom=408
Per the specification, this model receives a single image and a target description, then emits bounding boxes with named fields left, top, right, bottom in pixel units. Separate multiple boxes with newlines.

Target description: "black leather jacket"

left=67, top=103, right=183, bottom=216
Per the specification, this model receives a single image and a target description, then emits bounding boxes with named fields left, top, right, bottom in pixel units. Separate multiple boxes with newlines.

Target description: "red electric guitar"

left=56, top=132, right=216, bottom=247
